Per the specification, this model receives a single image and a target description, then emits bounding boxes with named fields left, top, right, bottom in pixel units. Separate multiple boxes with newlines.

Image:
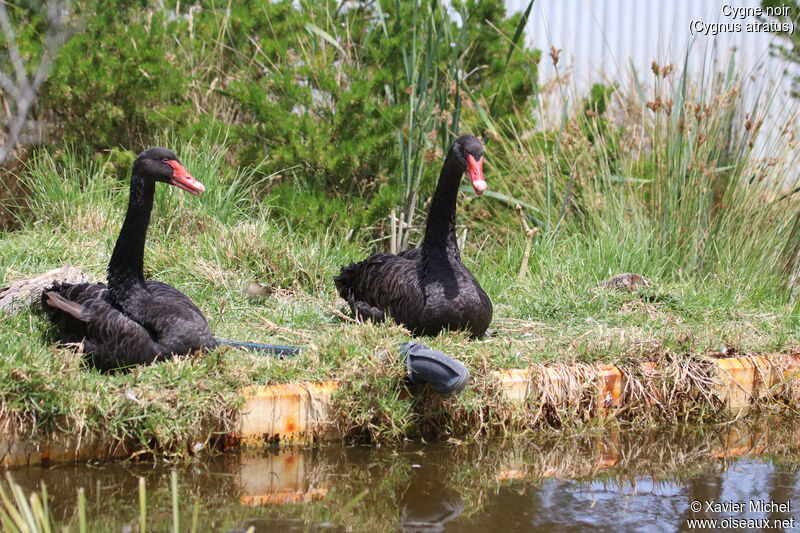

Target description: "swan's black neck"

left=107, top=173, right=154, bottom=305
left=421, top=151, right=464, bottom=261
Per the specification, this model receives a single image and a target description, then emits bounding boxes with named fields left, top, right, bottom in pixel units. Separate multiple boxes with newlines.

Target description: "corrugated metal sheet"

left=504, top=0, right=800, bottom=186
left=506, top=0, right=788, bottom=88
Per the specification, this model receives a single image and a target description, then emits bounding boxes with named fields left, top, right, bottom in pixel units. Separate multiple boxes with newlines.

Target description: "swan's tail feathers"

left=213, top=338, right=302, bottom=357
left=333, top=262, right=358, bottom=300
left=43, top=290, right=87, bottom=321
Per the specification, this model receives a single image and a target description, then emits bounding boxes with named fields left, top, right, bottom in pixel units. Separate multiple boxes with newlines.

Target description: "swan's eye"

left=161, top=158, right=169, bottom=163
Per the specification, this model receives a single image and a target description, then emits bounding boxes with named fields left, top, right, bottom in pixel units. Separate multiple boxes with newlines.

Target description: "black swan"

left=42, top=148, right=216, bottom=371
left=334, top=135, right=493, bottom=337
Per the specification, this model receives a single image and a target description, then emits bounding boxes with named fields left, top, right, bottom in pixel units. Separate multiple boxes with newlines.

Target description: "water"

left=6, top=420, right=800, bottom=532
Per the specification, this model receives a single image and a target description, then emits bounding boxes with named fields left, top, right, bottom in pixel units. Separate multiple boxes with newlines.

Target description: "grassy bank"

left=2, top=12, right=800, bottom=448
left=1, top=133, right=799, bottom=449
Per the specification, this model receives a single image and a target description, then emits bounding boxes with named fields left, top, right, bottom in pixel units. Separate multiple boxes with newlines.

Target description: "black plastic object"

left=400, top=342, right=470, bottom=396
left=213, top=338, right=302, bottom=357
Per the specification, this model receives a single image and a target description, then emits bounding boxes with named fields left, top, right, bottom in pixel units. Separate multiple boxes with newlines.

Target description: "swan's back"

left=334, top=248, right=492, bottom=336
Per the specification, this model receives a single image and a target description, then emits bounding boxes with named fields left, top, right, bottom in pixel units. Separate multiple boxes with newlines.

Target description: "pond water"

left=6, top=419, right=800, bottom=532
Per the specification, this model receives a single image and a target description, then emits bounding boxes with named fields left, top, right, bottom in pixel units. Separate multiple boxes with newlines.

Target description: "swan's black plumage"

left=42, top=148, right=216, bottom=371
left=334, top=135, right=493, bottom=337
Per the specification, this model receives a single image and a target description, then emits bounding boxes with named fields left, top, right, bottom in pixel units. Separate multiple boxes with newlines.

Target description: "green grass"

left=2, top=56, right=800, bottom=448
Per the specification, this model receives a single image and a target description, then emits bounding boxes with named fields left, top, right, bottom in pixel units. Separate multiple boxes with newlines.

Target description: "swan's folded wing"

left=337, top=253, right=424, bottom=316
left=397, top=247, right=422, bottom=261
left=145, top=281, right=205, bottom=316
left=82, top=298, right=162, bottom=369
left=42, top=282, right=107, bottom=342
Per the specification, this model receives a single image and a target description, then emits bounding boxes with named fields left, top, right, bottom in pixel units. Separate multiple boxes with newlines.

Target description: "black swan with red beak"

left=42, top=148, right=216, bottom=370
left=334, top=135, right=493, bottom=337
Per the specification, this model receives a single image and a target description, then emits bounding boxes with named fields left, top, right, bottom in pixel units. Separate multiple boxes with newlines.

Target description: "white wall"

left=507, top=0, right=789, bottom=90
left=504, top=0, right=800, bottom=186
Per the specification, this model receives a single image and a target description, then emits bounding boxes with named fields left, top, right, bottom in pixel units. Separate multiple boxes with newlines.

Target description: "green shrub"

left=15, top=0, right=540, bottom=229
left=42, top=0, right=194, bottom=151
left=216, top=0, right=539, bottom=206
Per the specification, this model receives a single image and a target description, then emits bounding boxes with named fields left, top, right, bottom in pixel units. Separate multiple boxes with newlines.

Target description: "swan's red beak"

left=166, top=160, right=206, bottom=196
left=466, top=153, right=487, bottom=196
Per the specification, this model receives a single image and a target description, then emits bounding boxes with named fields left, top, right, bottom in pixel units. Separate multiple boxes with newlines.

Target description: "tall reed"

left=483, top=54, right=800, bottom=294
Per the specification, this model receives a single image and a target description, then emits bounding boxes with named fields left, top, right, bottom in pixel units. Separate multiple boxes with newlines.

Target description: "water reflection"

left=6, top=418, right=800, bottom=531
left=401, top=485, right=464, bottom=532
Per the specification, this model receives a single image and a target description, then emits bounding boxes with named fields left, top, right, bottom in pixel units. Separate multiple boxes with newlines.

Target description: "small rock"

left=241, top=281, right=273, bottom=298
left=0, top=266, right=89, bottom=314
left=600, top=273, right=653, bottom=293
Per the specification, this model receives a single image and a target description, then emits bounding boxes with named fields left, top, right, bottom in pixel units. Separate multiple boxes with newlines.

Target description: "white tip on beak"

left=472, top=180, right=487, bottom=195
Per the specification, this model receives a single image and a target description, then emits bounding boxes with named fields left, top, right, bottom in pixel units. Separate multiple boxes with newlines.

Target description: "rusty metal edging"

left=236, top=381, right=342, bottom=446
left=234, top=354, right=800, bottom=446
left=3, top=354, right=800, bottom=465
